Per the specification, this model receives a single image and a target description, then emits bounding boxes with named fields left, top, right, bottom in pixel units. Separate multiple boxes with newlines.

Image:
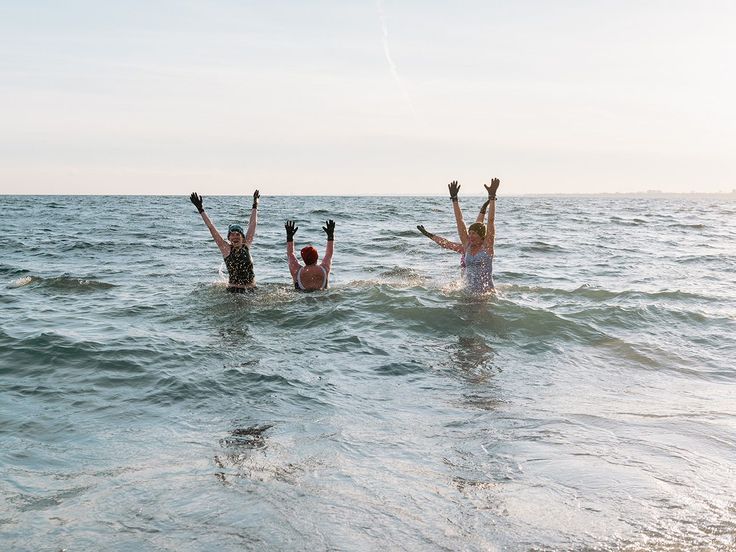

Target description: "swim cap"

left=227, top=224, right=245, bottom=238
left=468, top=222, right=486, bottom=239
left=301, top=246, right=319, bottom=265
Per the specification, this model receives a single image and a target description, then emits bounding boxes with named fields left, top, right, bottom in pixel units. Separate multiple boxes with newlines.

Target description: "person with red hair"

left=285, top=219, right=335, bottom=291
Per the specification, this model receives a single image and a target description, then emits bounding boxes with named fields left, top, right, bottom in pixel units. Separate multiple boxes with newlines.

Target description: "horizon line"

left=2, top=191, right=736, bottom=198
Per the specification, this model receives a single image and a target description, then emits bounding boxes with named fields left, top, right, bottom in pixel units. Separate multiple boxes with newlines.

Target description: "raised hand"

left=285, top=220, right=298, bottom=242
left=448, top=180, right=460, bottom=201
left=484, top=178, right=500, bottom=199
left=252, top=189, right=260, bottom=209
left=479, top=198, right=490, bottom=214
left=190, top=192, right=204, bottom=213
left=417, top=224, right=434, bottom=238
left=322, top=219, right=335, bottom=241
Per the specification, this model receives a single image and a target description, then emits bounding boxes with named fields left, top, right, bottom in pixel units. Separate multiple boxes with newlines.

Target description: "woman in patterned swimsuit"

left=189, top=190, right=259, bottom=292
left=417, top=198, right=491, bottom=269
left=416, top=178, right=500, bottom=293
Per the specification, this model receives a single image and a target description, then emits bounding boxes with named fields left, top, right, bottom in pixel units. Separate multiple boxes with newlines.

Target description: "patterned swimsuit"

left=224, top=246, right=255, bottom=288
left=464, top=247, right=494, bottom=293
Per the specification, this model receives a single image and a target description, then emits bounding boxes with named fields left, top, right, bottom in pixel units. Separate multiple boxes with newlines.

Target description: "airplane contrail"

left=376, top=0, right=418, bottom=122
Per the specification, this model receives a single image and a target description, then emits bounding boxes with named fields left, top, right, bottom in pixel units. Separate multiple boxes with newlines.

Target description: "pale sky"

left=1, top=1, right=735, bottom=195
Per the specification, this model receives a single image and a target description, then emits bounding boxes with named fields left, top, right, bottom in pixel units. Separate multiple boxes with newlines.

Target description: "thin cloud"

left=377, top=0, right=418, bottom=122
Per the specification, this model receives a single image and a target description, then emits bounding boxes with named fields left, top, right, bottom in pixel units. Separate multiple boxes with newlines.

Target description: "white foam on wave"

left=9, top=276, right=33, bottom=288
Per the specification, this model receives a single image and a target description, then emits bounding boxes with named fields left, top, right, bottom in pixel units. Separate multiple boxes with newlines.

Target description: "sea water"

left=1, top=195, right=734, bottom=551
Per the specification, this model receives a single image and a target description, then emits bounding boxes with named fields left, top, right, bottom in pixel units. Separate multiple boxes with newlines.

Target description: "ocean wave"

left=9, top=274, right=116, bottom=292
left=322, top=285, right=596, bottom=345
left=676, top=253, right=734, bottom=265
left=8, top=275, right=34, bottom=288
left=398, top=228, right=427, bottom=238
left=0, top=329, right=165, bottom=379
left=373, top=360, right=426, bottom=376
left=378, top=266, right=427, bottom=284
left=567, top=302, right=728, bottom=328
left=1, top=264, right=30, bottom=278
left=505, top=283, right=717, bottom=303
left=668, top=222, right=707, bottom=229
left=519, top=241, right=566, bottom=253
left=489, top=300, right=607, bottom=344
left=143, top=369, right=313, bottom=406
left=59, top=240, right=98, bottom=251
left=610, top=216, right=647, bottom=226
left=370, top=236, right=420, bottom=251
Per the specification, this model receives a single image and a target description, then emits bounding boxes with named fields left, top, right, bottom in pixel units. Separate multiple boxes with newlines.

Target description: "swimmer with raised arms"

left=190, top=190, right=260, bottom=292
left=417, top=179, right=500, bottom=292
left=285, top=219, right=335, bottom=291
left=418, top=196, right=491, bottom=268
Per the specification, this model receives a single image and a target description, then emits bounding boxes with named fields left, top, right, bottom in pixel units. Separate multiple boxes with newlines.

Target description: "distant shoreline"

left=517, top=191, right=736, bottom=199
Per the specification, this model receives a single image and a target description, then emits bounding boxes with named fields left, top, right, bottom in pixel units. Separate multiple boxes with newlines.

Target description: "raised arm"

left=483, top=178, right=499, bottom=255
left=417, top=225, right=464, bottom=253
left=285, top=220, right=301, bottom=280
left=321, top=220, right=335, bottom=273
left=244, top=190, right=259, bottom=246
left=448, top=180, right=468, bottom=246
left=190, top=192, right=230, bottom=257
left=475, top=199, right=490, bottom=224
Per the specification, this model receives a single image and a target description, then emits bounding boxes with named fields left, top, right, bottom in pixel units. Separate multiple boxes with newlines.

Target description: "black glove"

left=190, top=192, right=204, bottom=213
left=448, top=180, right=460, bottom=202
left=417, top=225, right=434, bottom=238
left=322, top=219, right=335, bottom=241
left=285, top=220, right=298, bottom=242
left=484, top=178, right=500, bottom=200
left=252, top=189, right=260, bottom=209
